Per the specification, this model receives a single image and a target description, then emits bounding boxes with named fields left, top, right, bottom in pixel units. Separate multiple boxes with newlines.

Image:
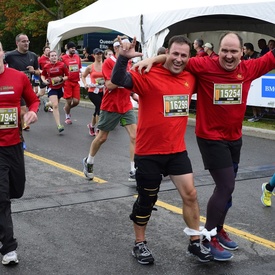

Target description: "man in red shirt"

left=203, top=42, right=219, bottom=58
left=60, top=41, right=81, bottom=124
left=111, top=35, right=214, bottom=265
left=0, top=41, right=40, bottom=265
left=134, top=31, right=275, bottom=261
left=82, top=37, right=137, bottom=182
left=193, top=38, right=208, bottom=57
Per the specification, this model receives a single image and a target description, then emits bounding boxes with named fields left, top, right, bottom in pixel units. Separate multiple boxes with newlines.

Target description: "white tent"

left=47, top=0, right=275, bottom=57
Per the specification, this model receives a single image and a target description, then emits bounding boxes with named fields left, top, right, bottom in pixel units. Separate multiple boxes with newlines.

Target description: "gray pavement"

left=1, top=101, right=275, bottom=275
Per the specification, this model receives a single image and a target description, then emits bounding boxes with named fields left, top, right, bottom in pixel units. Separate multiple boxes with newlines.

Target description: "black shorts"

left=196, top=137, right=242, bottom=170
left=48, top=87, right=64, bottom=99
left=134, top=151, right=192, bottom=177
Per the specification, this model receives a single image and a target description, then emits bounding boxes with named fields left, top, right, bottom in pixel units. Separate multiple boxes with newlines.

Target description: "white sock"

left=87, top=155, right=94, bottom=164
left=130, top=161, right=135, bottom=172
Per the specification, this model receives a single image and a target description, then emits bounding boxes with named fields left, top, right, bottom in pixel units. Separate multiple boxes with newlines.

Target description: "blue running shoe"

left=217, top=228, right=238, bottom=250
left=203, top=237, right=233, bottom=261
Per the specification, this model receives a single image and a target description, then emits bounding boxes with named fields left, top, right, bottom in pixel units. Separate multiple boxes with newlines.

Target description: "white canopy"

left=47, top=0, right=275, bottom=57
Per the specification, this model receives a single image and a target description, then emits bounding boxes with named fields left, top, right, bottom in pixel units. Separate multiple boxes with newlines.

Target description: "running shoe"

left=261, top=182, right=272, bottom=207
left=187, top=240, right=214, bottom=262
left=2, top=251, right=18, bottom=265
left=83, top=157, right=94, bottom=180
left=202, top=236, right=233, bottom=261
left=128, top=170, right=136, bottom=182
left=57, top=124, right=64, bottom=133
left=87, top=124, right=95, bottom=136
left=65, top=118, right=72, bottom=125
left=132, top=241, right=154, bottom=265
left=48, top=107, right=53, bottom=112
left=216, top=228, right=238, bottom=250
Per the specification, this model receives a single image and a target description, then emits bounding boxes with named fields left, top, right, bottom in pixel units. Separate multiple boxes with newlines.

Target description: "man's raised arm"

left=111, top=36, right=143, bottom=89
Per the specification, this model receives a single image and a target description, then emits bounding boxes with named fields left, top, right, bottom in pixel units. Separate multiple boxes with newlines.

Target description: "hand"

left=117, top=36, right=143, bottom=59
left=26, top=66, right=35, bottom=73
left=132, top=58, right=154, bottom=74
left=23, top=111, right=38, bottom=125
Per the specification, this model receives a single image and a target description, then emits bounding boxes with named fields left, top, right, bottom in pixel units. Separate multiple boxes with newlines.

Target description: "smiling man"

left=111, top=35, right=213, bottom=265
left=134, top=31, right=275, bottom=261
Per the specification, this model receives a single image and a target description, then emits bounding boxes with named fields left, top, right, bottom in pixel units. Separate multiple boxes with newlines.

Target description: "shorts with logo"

left=97, top=109, right=136, bottom=132
left=196, top=136, right=242, bottom=170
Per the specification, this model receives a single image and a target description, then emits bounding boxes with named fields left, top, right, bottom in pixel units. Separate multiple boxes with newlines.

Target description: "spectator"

left=193, top=38, right=208, bottom=57
left=243, top=43, right=264, bottom=122
left=203, top=42, right=218, bottom=58
left=268, top=39, right=275, bottom=51
left=157, top=46, right=166, bottom=55
left=258, top=38, right=269, bottom=56
left=81, top=47, right=95, bottom=62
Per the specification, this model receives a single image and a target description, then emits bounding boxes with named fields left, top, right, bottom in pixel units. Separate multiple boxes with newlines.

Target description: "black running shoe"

left=187, top=240, right=214, bottom=262
left=132, top=241, right=154, bottom=265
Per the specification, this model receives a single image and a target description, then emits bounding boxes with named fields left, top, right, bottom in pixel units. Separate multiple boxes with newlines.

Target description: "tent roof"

left=47, top=0, right=275, bottom=50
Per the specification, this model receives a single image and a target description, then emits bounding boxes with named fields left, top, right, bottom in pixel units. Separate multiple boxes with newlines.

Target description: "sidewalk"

left=75, top=98, right=275, bottom=141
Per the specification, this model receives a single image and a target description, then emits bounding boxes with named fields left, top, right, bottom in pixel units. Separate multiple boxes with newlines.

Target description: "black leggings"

left=205, top=166, right=235, bottom=231
left=88, top=92, right=103, bottom=117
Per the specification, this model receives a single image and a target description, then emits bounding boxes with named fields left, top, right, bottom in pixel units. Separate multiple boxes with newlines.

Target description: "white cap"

left=203, top=42, right=213, bottom=49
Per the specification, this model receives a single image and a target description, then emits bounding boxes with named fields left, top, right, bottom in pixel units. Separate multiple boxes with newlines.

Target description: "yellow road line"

left=155, top=199, right=275, bottom=250
left=24, top=151, right=107, bottom=183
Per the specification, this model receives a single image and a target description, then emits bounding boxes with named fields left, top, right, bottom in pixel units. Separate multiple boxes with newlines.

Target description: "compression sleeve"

left=111, top=55, right=133, bottom=89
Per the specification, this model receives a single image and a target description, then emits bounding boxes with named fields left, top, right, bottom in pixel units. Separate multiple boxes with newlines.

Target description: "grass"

left=80, top=90, right=275, bottom=131
left=189, top=112, right=275, bottom=131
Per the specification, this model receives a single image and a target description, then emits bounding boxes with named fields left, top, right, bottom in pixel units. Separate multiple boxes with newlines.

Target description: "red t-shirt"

left=101, top=56, right=133, bottom=113
left=196, top=49, right=208, bottom=57
left=38, top=55, right=50, bottom=70
left=186, top=51, right=275, bottom=140
left=42, top=61, right=69, bottom=89
left=61, top=54, right=81, bottom=82
left=0, top=68, right=40, bottom=146
left=130, top=64, right=196, bottom=155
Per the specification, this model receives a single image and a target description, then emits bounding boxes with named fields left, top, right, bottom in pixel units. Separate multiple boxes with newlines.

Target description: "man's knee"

left=130, top=174, right=161, bottom=226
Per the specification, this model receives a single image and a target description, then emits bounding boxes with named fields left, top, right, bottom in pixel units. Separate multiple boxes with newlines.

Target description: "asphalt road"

left=1, top=101, right=275, bottom=275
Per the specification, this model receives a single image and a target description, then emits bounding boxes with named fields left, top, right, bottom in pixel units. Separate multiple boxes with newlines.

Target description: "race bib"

left=163, top=95, right=189, bottom=117
left=213, top=83, right=242, bottom=104
left=0, top=108, right=18, bottom=129
left=69, top=64, right=79, bottom=72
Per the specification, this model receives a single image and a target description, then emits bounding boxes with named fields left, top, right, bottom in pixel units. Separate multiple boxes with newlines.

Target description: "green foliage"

left=0, top=0, right=97, bottom=53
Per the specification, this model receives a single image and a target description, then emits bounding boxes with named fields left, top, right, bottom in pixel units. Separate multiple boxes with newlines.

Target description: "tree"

left=0, top=0, right=97, bottom=53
